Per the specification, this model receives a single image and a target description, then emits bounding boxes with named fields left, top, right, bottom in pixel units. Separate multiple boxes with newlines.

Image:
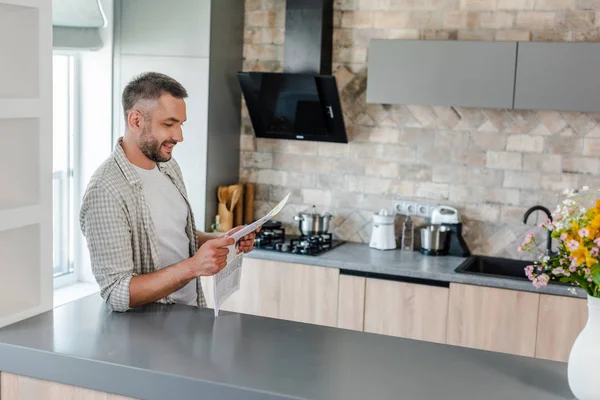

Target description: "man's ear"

left=127, top=110, right=144, bottom=133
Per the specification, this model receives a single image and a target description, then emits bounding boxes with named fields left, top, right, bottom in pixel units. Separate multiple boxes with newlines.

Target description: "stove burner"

left=254, top=222, right=344, bottom=256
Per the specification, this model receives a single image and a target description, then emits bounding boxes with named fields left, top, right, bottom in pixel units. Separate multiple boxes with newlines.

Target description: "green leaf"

left=591, top=263, right=600, bottom=275
left=560, top=277, right=572, bottom=283
left=593, top=273, right=600, bottom=287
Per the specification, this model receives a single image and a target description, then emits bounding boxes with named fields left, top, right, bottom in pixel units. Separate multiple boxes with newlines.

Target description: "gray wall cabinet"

left=514, top=42, right=600, bottom=113
left=113, top=0, right=244, bottom=231
left=367, top=40, right=600, bottom=113
left=366, top=39, right=517, bottom=109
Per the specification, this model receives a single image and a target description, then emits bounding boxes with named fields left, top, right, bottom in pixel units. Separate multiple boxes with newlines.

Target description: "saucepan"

left=294, top=206, right=334, bottom=235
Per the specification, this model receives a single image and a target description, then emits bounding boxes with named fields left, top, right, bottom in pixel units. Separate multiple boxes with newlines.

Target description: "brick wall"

left=240, top=0, right=600, bottom=258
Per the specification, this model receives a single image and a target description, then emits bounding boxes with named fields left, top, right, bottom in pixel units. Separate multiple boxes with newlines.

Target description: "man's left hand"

left=226, top=225, right=260, bottom=254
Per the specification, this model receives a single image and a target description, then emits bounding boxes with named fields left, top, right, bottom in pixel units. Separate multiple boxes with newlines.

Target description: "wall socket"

left=393, top=199, right=438, bottom=218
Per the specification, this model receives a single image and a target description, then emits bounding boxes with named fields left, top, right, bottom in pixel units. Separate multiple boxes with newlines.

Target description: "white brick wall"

left=240, top=0, right=600, bottom=256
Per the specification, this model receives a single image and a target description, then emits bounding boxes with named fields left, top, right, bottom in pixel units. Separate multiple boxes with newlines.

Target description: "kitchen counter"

left=246, top=243, right=586, bottom=298
left=0, top=295, right=574, bottom=400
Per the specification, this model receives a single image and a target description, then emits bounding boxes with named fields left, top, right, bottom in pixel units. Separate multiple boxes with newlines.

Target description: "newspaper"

left=212, top=193, right=290, bottom=316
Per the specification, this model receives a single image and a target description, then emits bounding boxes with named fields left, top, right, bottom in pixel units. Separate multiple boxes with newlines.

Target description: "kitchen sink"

left=455, top=255, right=549, bottom=282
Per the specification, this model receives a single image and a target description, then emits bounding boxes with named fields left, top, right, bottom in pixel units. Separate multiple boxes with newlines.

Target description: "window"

left=52, top=54, right=77, bottom=284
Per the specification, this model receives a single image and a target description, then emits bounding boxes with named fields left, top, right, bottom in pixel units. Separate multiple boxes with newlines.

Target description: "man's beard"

left=139, top=125, right=175, bottom=163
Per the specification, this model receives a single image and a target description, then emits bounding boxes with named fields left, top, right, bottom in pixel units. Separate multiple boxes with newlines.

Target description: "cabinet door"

left=279, top=263, right=340, bottom=327
left=514, top=42, right=600, bottom=112
left=337, top=275, right=366, bottom=331
left=201, top=257, right=280, bottom=319
left=119, top=0, right=211, bottom=58
left=447, top=283, right=539, bottom=357
left=1, top=372, right=135, bottom=400
left=202, top=258, right=340, bottom=326
left=366, top=39, right=517, bottom=109
left=535, top=294, right=587, bottom=362
left=364, top=278, right=449, bottom=344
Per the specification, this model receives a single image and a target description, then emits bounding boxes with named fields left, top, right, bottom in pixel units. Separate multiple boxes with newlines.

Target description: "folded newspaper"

left=212, top=193, right=290, bottom=316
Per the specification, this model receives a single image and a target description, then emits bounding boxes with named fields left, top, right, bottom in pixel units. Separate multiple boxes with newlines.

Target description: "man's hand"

left=191, top=235, right=234, bottom=276
left=227, top=225, right=260, bottom=254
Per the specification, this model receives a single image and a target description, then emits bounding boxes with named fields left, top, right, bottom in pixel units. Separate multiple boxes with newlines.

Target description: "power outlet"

left=405, top=201, right=418, bottom=216
left=393, top=199, right=438, bottom=218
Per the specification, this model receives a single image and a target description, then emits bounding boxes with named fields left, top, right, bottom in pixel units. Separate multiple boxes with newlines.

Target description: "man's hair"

left=121, top=72, right=188, bottom=121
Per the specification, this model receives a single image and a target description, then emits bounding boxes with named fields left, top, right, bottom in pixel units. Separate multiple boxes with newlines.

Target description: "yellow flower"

left=571, top=221, right=581, bottom=240
left=592, top=199, right=600, bottom=214
left=571, top=245, right=589, bottom=266
left=591, top=215, right=600, bottom=231
left=585, top=226, right=597, bottom=241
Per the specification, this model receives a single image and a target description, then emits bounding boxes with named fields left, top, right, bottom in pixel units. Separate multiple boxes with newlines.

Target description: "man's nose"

left=174, top=127, right=184, bottom=143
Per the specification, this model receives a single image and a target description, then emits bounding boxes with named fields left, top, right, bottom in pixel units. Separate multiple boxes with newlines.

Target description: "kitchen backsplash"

left=239, top=0, right=600, bottom=259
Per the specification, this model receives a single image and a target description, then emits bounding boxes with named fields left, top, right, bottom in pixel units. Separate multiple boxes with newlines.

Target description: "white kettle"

left=369, top=209, right=396, bottom=251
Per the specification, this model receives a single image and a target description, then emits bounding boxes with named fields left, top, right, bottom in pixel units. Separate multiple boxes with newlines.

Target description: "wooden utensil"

left=231, top=184, right=244, bottom=227
left=244, top=183, right=255, bottom=224
left=217, top=186, right=232, bottom=232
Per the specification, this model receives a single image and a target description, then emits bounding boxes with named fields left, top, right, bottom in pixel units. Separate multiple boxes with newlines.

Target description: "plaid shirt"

left=79, top=138, right=206, bottom=311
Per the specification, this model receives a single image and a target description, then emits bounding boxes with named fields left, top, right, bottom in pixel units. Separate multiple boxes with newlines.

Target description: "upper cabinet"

left=366, top=40, right=517, bottom=109
left=514, top=42, right=600, bottom=113
left=367, top=40, right=600, bottom=113
left=119, top=0, right=211, bottom=58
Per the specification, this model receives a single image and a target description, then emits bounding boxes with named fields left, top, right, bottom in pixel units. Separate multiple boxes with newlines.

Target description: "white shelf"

left=0, top=0, right=40, bottom=7
left=0, top=3, right=39, bottom=98
left=0, top=118, right=40, bottom=206
left=0, top=204, right=40, bottom=232
left=0, top=225, right=42, bottom=328
left=0, top=99, right=41, bottom=119
left=0, top=0, right=52, bottom=329
left=0, top=302, right=44, bottom=329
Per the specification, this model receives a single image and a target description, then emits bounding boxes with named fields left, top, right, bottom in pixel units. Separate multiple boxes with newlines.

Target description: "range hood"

left=238, top=0, right=348, bottom=143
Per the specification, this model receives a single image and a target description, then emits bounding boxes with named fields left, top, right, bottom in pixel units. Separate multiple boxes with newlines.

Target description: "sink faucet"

left=523, top=205, right=554, bottom=257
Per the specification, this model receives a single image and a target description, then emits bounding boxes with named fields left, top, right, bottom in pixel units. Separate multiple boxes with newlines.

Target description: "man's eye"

left=165, top=123, right=173, bottom=127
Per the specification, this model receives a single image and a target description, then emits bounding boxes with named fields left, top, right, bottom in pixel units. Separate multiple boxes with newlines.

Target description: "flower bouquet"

left=519, top=186, right=600, bottom=296
left=520, top=186, right=600, bottom=400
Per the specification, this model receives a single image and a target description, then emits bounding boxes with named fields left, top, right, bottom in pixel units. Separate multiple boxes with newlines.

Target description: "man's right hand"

left=191, top=235, right=234, bottom=276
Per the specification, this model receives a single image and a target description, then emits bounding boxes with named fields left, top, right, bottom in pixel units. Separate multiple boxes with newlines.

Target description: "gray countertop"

left=0, top=295, right=574, bottom=400
left=246, top=243, right=586, bottom=298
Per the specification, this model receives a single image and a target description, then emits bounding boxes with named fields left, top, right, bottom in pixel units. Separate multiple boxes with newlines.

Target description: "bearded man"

left=80, top=72, right=256, bottom=312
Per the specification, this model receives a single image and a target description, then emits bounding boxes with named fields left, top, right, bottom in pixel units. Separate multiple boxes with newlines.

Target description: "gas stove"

left=254, top=221, right=345, bottom=256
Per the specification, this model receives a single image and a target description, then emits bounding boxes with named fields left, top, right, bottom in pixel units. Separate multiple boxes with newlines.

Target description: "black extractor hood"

left=238, top=0, right=348, bottom=143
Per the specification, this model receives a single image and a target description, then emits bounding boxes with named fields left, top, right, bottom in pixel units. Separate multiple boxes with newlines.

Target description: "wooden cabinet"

left=363, top=278, right=449, bottom=344
left=447, top=283, right=540, bottom=357
left=1, top=373, right=135, bottom=400
left=206, top=258, right=588, bottom=358
left=337, top=275, right=366, bottom=331
left=202, top=258, right=340, bottom=326
left=278, top=261, right=339, bottom=327
left=535, top=294, right=587, bottom=362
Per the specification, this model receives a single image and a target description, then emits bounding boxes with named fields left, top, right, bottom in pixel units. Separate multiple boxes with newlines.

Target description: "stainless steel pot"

left=420, top=224, right=450, bottom=255
left=294, top=206, right=334, bottom=235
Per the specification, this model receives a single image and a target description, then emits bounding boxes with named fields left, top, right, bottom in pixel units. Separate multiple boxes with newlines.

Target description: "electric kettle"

left=369, top=209, right=396, bottom=251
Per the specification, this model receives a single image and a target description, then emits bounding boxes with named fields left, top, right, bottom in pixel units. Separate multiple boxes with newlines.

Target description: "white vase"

left=568, top=295, right=600, bottom=400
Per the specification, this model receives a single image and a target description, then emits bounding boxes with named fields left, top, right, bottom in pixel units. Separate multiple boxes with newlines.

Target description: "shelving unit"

left=0, top=0, right=52, bottom=328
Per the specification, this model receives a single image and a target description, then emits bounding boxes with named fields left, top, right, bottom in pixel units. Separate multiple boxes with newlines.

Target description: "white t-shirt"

left=133, top=164, right=197, bottom=305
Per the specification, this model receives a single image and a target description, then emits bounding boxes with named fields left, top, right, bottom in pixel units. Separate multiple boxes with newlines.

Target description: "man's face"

left=137, top=94, right=187, bottom=163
